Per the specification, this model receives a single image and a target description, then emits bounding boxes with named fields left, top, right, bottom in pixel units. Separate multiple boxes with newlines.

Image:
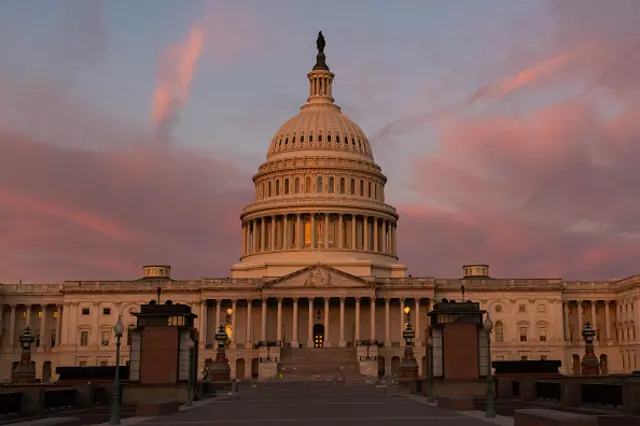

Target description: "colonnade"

left=0, top=304, right=61, bottom=350
left=562, top=299, right=640, bottom=343
left=241, top=213, right=397, bottom=256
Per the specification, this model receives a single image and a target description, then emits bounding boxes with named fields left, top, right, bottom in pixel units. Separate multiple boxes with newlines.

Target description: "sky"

left=1, top=0, right=639, bottom=282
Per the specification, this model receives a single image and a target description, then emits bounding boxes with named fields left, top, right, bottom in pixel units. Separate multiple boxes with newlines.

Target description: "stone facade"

left=1, top=38, right=639, bottom=382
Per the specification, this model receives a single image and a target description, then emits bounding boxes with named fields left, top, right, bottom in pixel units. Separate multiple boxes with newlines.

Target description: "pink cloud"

left=399, top=1, right=640, bottom=280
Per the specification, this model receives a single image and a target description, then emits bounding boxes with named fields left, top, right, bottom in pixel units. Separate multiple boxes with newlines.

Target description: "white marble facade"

left=1, top=41, right=639, bottom=382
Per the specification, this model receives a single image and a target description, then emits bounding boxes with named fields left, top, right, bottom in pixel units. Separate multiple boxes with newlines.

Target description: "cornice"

left=241, top=198, right=399, bottom=220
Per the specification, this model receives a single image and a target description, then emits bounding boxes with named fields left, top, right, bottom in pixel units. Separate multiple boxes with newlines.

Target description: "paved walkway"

left=137, top=383, right=508, bottom=426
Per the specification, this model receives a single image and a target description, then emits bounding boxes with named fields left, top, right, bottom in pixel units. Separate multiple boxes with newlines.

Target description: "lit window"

left=53, top=311, right=58, bottom=319
left=101, top=331, right=110, bottom=346
left=538, top=326, right=547, bottom=342
left=519, top=326, right=528, bottom=342
left=37, top=311, right=43, bottom=319
left=495, top=321, right=504, bottom=342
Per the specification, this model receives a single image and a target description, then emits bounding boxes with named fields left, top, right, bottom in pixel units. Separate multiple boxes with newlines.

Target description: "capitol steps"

left=278, top=347, right=366, bottom=382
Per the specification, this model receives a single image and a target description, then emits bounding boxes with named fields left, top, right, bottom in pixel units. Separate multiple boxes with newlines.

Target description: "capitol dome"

left=231, top=32, right=406, bottom=280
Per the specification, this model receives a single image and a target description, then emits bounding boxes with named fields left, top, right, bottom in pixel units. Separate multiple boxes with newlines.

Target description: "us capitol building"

left=0, top=34, right=638, bottom=382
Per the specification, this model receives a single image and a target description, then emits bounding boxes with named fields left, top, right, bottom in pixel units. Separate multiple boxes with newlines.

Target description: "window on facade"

left=374, top=184, right=377, bottom=199
left=316, top=176, right=323, bottom=193
left=37, top=311, right=42, bottom=319
left=521, top=355, right=529, bottom=361
left=541, top=355, right=548, bottom=360
left=328, top=177, right=334, bottom=193
left=82, top=308, right=90, bottom=315
left=318, top=134, right=322, bottom=143
left=284, top=179, right=289, bottom=195
left=350, top=179, right=355, bottom=195
left=327, top=135, right=332, bottom=143
left=101, top=331, right=110, bottom=346
left=538, top=326, right=547, bottom=342
left=309, top=134, right=313, bottom=142
left=340, top=178, right=345, bottom=194
left=537, top=304, right=546, bottom=313
left=519, top=326, right=528, bottom=342
left=336, top=135, right=340, bottom=144
left=495, top=355, right=505, bottom=360
left=102, top=308, right=111, bottom=315
left=54, top=311, right=58, bottom=319
left=495, top=321, right=504, bottom=342
left=275, top=180, right=280, bottom=196
left=80, top=331, right=89, bottom=347
left=495, top=304, right=502, bottom=313
left=294, top=177, right=300, bottom=194
left=305, top=177, right=311, bottom=194
left=518, top=304, right=526, bottom=313
left=100, top=360, right=108, bottom=367
left=268, top=181, right=272, bottom=197
left=79, top=360, right=87, bottom=367
left=359, top=180, right=364, bottom=196
left=304, top=219, right=311, bottom=247
left=367, top=182, right=371, bottom=197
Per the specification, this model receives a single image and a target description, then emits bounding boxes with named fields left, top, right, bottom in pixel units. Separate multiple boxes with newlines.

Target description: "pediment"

left=263, top=264, right=375, bottom=289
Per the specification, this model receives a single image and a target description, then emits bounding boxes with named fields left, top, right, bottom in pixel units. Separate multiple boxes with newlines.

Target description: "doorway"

left=313, top=324, right=325, bottom=348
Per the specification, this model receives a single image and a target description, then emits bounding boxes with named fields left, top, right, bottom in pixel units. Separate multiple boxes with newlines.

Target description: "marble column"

left=385, top=298, right=391, bottom=346
left=215, top=300, right=221, bottom=336
left=324, top=297, right=330, bottom=346
left=370, top=298, right=376, bottom=341
left=591, top=300, right=598, bottom=341
left=269, top=217, right=275, bottom=251
left=40, top=305, right=47, bottom=348
left=604, top=301, right=611, bottom=340
left=55, top=304, right=62, bottom=348
left=351, top=215, right=357, bottom=249
left=292, top=298, right=299, bottom=347
left=355, top=297, right=361, bottom=342
left=246, top=300, right=253, bottom=345
left=563, top=301, right=570, bottom=341
left=8, top=305, right=16, bottom=349
left=276, top=298, right=283, bottom=342
left=231, top=299, right=237, bottom=344
left=261, top=299, right=267, bottom=342
left=25, top=305, right=32, bottom=327
left=324, top=215, right=329, bottom=249
left=400, top=298, right=405, bottom=338
left=577, top=300, right=583, bottom=341
left=308, top=298, right=314, bottom=348
left=261, top=219, right=266, bottom=252
left=363, top=216, right=369, bottom=251
left=414, top=298, right=421, bottom=346
left=283, top=215, right=288, bottom=250
left=296, top=214, right=302, bottom=249
left=373, top=218, right=378, bottom=252
left=60, top=303, right=69, bottom=346
left=311, top=214, right=316, bottom=248
left=339, top=298, right=346, bottom=347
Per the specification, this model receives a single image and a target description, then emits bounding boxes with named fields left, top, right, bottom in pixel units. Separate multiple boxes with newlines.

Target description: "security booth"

left=427, top=299, right=489, bottom=380
left=128, top=300, right=198, bottom=391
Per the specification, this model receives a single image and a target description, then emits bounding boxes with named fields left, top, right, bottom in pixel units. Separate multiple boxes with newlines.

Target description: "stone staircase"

left=278, top=347, right=366, bottom=382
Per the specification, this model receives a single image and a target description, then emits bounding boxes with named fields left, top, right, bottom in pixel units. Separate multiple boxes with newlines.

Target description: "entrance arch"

left=391, top=356, right=401, bottom=377
left=377, top=357, right=385, bottom=377
left=313, top=324, right=325, bottom=348
left=235, top=358, right=246, bottom=380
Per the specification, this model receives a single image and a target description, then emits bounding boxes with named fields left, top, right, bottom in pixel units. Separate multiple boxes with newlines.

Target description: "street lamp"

left=185, top=336, right=195, bottom=406
left=110, top=315, right=125, bottom=425
left=426, top=335, right=434, bottom=402
left=483, top=313, right=495, bottom=418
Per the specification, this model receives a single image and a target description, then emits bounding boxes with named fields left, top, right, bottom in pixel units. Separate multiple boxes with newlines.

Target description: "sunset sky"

left=1, top=0, right=639, bottom=282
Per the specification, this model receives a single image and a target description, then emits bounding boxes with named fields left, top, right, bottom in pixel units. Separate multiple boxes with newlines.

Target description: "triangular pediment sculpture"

left=263, top=264, right=375, bottom=289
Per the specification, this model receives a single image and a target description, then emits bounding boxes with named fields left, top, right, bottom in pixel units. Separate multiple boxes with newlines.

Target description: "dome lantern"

left=306, top=31, right=335, bottom=107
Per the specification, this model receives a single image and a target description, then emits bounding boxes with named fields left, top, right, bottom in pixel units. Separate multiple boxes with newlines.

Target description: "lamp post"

left=399, top=306, right=418, bottom=382
left=483, top=313, right=495, bottom=418
left=185, top=335, right=195, bottom=406
left=426, top=335, right=434, bottom=402
left=110, top=315, right=125, bottom=425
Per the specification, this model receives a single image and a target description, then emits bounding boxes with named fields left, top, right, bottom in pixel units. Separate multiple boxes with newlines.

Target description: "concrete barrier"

left=436, top=396, right=475, bottom=411
left=514, top=409, right=597, bottom=426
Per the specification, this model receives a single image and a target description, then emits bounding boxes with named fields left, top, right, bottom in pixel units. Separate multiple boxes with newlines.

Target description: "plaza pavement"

left=135, top=382, right=513, bottom=426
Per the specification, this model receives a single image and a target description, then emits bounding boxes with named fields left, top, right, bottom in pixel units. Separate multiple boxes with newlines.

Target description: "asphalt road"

left=144, top=383, right=497, bottom=426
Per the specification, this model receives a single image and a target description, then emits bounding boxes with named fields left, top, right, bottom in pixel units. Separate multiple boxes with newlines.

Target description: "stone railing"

left=496, top=374, right=640, bottom=415
left=0, top=383, right=111, bottom=417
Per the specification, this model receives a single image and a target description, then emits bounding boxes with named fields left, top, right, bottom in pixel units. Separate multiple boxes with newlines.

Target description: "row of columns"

left=204, top=297, right=425, bottom=348
left=0, top=304, right=62, bottom=349
left=241, top=213, right=397, bottom=256
left=562, top=299, right=640, bottom=343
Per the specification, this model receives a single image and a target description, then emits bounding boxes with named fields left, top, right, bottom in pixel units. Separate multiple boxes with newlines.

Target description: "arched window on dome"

left=309, top=134, right=313, bottom=143
left=340, top=178, right=345, bottom=194
left=374, top=183, right=377, bottom=200
left=317, top=176, right=323, bottom=193
left=268, top=181, right=272, bottom=197
left=300, top=135, right=304, bottom=143
left=367, top=182, right=372, bottom=197
left=275, top=180, right=280, bottom=196
left=305, top=177, right=311, bottom=194
left=284, top=178, right=290, bottom=195
left=495, top=321, right=504, bottom=342
left=352, top=138, right=356, bottom=146
left=285, top=137, right=289, bottom=145
left=318, top=134, right=323, bottom=143
left=328, top=177, right=334, bottom=193
left=359, top=180, right=364, bottom=196
left=295, top=177, right=300, bottom=194
left=261, top=182, right=265, bottom=199
left=350, top=178, right=355, bottom=195
left=336, top=135, right=341, bottom=144
left=327, top=135, right=332, bottom=143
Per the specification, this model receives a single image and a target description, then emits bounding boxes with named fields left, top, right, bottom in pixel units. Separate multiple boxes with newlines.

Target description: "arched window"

left=359, top=180, right=364, bottom=196
left=295, top=177, right=300, bottom=194
left=350, top=179, right=355, bottom=195
left=495, top=321, right=504, bottom=342
left=318, top=134, right=323, bottom=143
left=275, top=180, right=280, bottom=196
left=374, top=183, right=377, bottom=199
left=336, top=135, right=341, bottom=144
left=284, top=178, right=289, bottom=195
left=327, top=135, right=332, bottom=143
left=317, top=176, right=323, bottom=193
left=261, top=182, right=265, bottom=198
left=328, top=177, right=334, bottom=193
left=268, top=181, right=272, bottom=197
left=305, top=177, right=311, bottom=193
left=340, top=178, right=345, bottom=194
left=367, top=182, right=372, bottom=197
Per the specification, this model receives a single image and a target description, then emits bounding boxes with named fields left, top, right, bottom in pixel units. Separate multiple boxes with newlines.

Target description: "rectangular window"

left=518, top=304, right=526, bottom=313
left=519, top=326, right=528, bottom=342
left=102, top=308, right=111, bottom=315
left=37, top=311, right=43, bottom=319
left=540, top=355, right=548, bottom=360
left=81, top=308, right=90, bottom=315
left=101, top=331, right=110, bottom=346
left=537, top=304, right=546, bottom=313
left=79, top=360, right=87, bottom=367
left=99, top=360, right=108, bottom=367
left=53, top=311, right=58, bottom=319
left=538, top=326, right=547, bottom=342
left=521, top=355, right=528, bottom=361
left=80, top=331, right=89, bottom=347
